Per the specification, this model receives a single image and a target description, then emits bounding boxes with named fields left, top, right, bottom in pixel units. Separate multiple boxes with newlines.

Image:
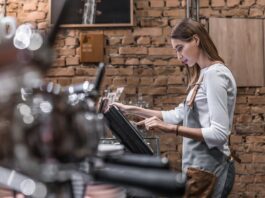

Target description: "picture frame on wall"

left=49, top=0, right=134, bottom=28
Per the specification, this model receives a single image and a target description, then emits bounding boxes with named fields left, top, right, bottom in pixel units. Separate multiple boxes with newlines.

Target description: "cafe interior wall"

left=1, top=0, right=265, bottom=197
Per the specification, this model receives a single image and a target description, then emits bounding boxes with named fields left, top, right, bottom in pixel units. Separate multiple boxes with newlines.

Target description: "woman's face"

left=171, top=37, right=200, bottom=67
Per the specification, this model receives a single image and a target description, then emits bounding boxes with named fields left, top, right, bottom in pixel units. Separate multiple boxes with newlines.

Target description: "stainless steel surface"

left=186, top=0, right=200, bottom=21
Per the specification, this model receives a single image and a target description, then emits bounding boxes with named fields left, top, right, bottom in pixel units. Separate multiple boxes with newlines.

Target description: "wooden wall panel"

left=209, top=18, right=264, bottom=87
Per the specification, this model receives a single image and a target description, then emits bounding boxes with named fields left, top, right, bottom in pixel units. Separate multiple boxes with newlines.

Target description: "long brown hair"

left=171, top=18, right=224, bottom=90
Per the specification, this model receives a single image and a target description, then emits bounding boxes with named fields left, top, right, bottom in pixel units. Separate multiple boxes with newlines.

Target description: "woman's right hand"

left=111, top=102, right=134, bottom=114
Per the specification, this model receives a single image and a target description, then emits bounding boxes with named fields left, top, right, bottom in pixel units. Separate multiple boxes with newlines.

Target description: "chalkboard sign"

left=49, top=0, right=134, bottom=28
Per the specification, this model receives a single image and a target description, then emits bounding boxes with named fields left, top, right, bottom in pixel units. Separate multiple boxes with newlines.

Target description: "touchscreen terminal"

left=104, top=106, right=154, bottom=155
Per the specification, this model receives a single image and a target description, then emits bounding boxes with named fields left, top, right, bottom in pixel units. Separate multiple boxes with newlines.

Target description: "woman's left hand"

left=136, top=116, right=177, bottom=133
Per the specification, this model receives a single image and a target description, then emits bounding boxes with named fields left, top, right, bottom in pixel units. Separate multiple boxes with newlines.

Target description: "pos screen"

left=104, top=106, right=154, bottom=155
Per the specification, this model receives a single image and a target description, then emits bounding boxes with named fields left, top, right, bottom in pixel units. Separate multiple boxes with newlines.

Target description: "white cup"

left=28, top=31, right=43, bottom=51
left=13, top=23, right=33, bottom=49
left=13, top=31, right=31, bottom=49
left=0, top=16, right=16, bottom=43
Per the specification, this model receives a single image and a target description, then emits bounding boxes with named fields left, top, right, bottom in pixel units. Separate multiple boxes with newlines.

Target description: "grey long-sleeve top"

left=162, top=63, right=237, bottom=156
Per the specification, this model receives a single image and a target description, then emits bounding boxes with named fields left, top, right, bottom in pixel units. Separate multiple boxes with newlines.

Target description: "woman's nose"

left=177, top=52, right=183, bottom=60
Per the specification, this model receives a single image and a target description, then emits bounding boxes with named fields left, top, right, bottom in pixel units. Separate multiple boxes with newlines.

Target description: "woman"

left=112, top=18, right=237, bottom=197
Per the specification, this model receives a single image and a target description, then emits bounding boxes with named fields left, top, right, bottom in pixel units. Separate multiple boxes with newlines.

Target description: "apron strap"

left=228, top=135, right=241, bottom=163
left=187, top=76, right=204, bottom=108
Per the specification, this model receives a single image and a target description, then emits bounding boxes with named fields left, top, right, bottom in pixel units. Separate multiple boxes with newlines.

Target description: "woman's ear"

left=193, top=34, right=200, bottom=46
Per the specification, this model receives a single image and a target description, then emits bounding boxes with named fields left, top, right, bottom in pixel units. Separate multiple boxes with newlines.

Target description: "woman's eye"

left=176, top=46, right=183, bottom=52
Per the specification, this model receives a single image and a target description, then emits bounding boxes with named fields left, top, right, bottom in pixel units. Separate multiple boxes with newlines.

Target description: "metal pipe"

left=196, top=0, right=200, bottom=21
left=3, top=0, right=7, bottom=16
left=186, top=0, right=200, bottom=21
left=186, top=0, right=190, bottom=19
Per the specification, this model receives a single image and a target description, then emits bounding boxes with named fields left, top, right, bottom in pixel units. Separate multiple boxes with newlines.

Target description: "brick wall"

left=2, top=0, right=265, bottom=197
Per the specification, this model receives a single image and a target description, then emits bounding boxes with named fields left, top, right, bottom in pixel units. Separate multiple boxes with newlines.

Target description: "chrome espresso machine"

left=0, top=0, right=186, bottom=197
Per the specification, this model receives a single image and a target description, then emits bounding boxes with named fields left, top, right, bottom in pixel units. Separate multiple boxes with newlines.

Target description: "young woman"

left=112, top=18, right=237, bottom=197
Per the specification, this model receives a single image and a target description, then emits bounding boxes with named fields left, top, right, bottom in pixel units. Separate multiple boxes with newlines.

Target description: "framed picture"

left=49, top=0, right=134, bottom=28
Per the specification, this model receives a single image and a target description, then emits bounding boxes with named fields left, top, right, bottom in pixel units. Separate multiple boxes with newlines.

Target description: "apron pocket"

left=185, top=167, right=217, bottom=198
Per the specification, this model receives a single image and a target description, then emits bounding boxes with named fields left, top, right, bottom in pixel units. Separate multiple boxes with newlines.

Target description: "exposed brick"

left=236, top=114, right=252, bottom=123
left=212, top=0, right=225, bottom=7
left=248, top=96, right=265, bottom=105
left=140, top=18, right=168, bottom=27
left=66, top=57, right=79, bottom=66
left=110, top=57, right=125, bottom=65
left=154, top=76, right=168, bottom=86
left=137, top=37, right=151, bottom=45
left=122, top=36, right=134, bottom=45
left=241, top=0, right=255, bottom=7
left=246, top=136, right=265, bottom=143
left=58, top=48, right=76, bottom=57
left=253, top=154, right=265, bottom=163
left=72, top=77, right=90, bottom=84
left=148, top=47, right=174, bottom=56
left=37, top=21, right=47, bottom=29
left=113, top=77, right=126, bottom=86
left=124, top=86, right=137, bottom=94
left=136, top=0, right=149, bottom=9
left=119, top=47, right=148, bottom=55
left=75, top=68, right=96, bottom=76
left=152, top=37, right=166, bottom=46
left=257, top=87, right=265, bottom=94
left=154, top=66, right=180, bottom=75
left=106, top=48, right=118, bottom=55
left=38, top=2, right=48, bottom=12
left=26, top=11, right=46, bottom=21
left=165, top=0, right=179, bottom=7
left=52, top=58, right=66, bottom=67
left=167, top=86, right=187, bottom=94
left=200, top=8, right=222, bottom=17
left=137, top=68, right=154, bottom=76
left=254, top=175, right=265, bottom=183
left=140, top=58, right=153, bottom=65
left=200, top=0, right=209, bottom=7
left=140, top=77, right=153, bottom=85
left=235, top=124, right=264, bottom=134
left=155, top=96, right=178, bottom=104
left=168, top=58, right=182, bottom=66
left=125, top=58, right=140, bottom=65
left=239, top=175, right=255, bottom=183
left=109, top=37, right=121, bottom=45
left=150, top=0, right=164, bottom=8
left=149, top=87, right=167, bottom=95
left=137, top=10, right=162, bottom=17
left=257, top=0, right=265, bottom=6
left=133, top=28, right=163, bottom=36
left=163, top=26, right=173, bottom=37
left=118, top=67, right=134, bottom=76
left=47, top=68, right=75, bottom=77
left=23, top=2, right=37, bottom=11
left=153, top=59, right=168, bottom=66
left=236, top=96, right=248, bottom=104
left=57, top=78, right=72, bottom=86
left=249, top=8, right=263, bottom=17
left=227, top=0, right=240, bottom=7
left=230, top=135, right=242, bottom=144
left=160, top=134, right=178, bottom=152
left=168, top=76, right=183, bottom=85
left=239, top=154, right=253, bottom=163
left=104, top=30, right=131, bottom=36
left=65, top=37, right=78, bottom=46
left=163, top=9, right=185, bottom=17
left=221, top=8, right=249, bottom=17
left=127, top=77, right=139, bottom=85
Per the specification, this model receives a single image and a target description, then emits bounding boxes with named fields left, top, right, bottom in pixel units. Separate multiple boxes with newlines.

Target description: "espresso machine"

left=0, top=0, right=186, bottom=197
